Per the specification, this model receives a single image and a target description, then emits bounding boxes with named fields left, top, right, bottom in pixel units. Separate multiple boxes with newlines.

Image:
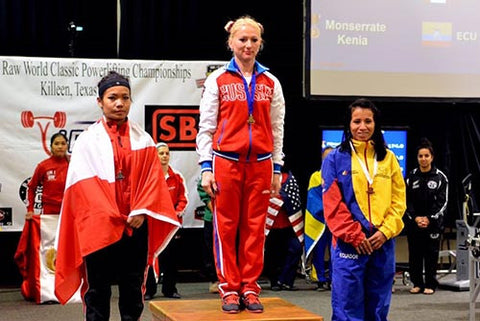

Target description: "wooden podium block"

left=149, top=297, right=323, bottom=321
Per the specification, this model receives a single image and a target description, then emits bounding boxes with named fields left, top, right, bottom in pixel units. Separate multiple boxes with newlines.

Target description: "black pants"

left=201, top=220, right=217, bottom=282
left=264, top=227, right=303, bottom=287
left=158, top=230, right=180, bottom=296
left=407, top=229, right=440, bottom=290
left=145, top=266, right=157, bottom=297
left=84, top=222, right=148, bottom=321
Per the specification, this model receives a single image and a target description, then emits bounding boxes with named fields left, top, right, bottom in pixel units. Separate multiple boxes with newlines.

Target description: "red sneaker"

left=221, top=294, right=240, bottom=314
left=241, top=293, right=264, bottom=313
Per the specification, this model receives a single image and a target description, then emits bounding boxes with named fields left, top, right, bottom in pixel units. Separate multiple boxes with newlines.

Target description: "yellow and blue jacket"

left=322, top=139, right=406, bottom=248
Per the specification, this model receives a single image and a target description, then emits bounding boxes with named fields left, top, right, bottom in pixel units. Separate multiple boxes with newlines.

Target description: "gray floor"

left=0, top=274, right=476, bottom=321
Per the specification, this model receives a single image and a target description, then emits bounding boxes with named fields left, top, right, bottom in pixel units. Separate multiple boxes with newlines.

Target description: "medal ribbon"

left=233, top=59, right=256, bottom=122
left=102, top=118, right=124, bottom=180
left=350, top=141, right=377, bottom=186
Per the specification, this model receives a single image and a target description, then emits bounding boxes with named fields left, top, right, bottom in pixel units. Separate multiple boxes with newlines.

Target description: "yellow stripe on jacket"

left=350, top=139, right=406, bottom=239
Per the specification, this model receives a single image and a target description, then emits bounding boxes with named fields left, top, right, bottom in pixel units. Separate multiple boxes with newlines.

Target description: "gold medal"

left=116, top=171, right=124, bottom=180
left=349, top=141, right=377, bottom=197
left=247, top=114, right=255, bottom=124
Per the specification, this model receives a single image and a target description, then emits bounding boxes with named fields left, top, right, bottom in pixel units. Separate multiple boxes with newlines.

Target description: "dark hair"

left=50, top=132, right=68, bottom=146
left=416, top=137, right=434, bottom=157
left=97, top=71, right=130, bottom=98
left=339, top=98, right=387, bottom=161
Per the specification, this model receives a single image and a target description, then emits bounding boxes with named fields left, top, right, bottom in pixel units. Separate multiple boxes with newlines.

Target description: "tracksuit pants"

left=212, top=155, right=272, bottom=297
left=331, top=237, right=395, bottom=321
left=407, top=230, right=440, bottom=290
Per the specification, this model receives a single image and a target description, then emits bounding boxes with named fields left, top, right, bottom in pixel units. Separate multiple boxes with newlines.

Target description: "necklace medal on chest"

left=350, top=141, right=377, bottom=195
left=102, top=118, right=125, bottom=182
left=233, top=60, right=256, bottom=125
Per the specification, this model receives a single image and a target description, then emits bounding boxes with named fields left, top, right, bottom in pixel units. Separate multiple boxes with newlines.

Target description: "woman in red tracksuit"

left=145, top=142, right=188, bottom=299
left=17, top=132, right=69, bottom=303
left=26, top=132, right=69, bottom=218
left=196, top=15, right=285, bottom=314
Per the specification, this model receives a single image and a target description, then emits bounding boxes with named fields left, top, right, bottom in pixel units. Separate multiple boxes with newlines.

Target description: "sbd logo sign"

left=145, top=105, right=199, bottom=150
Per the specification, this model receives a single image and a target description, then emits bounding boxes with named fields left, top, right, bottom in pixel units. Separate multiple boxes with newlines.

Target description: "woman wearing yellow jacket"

left=322, top=98, right=406, bottom=321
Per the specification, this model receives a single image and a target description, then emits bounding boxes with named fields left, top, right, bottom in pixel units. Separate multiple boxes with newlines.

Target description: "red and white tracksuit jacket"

left=27, top=156, right=69, bottom=214
left=196, top=58, right=285, bottom=298
left=165, top=166, right=189, bottom=222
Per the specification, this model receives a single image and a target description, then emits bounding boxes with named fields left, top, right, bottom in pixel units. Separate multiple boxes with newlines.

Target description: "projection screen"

left=305, top=0, right=480, bottom=100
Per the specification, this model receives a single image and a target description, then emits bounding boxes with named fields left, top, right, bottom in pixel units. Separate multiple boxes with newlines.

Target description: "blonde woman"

left=196, top=15, right=285, bottom=313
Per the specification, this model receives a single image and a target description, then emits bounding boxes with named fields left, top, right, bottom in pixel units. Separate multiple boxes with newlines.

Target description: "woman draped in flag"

left=322, top=98, right=406, bottom=321
left=15, top=132, right=69, bottom=303
left=145, top=142, right=188, bottom=300
left=54, top=71, right=180, bottom=321
left=196, top=15, right=285, bottom=314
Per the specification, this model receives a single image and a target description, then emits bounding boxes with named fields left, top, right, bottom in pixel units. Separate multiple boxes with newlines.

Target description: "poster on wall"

left=0, top=56, right=226, bottom=231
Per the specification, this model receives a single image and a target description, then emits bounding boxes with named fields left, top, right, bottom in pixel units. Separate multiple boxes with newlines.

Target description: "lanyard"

left=102, top=118, right=124, bottom=180
left=350, top=140, right=377, bottom=186
left=233, top=59, right=256, bottom=124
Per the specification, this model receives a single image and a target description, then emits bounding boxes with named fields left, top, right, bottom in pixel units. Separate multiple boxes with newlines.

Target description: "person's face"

left=51, top=136, right=68, bottom=158
left=350, top=107, right=375, bottom=141
left=97, top=86, right=131, bottom=123
left=157, top=146, right=170, bottom=166
left=229, top=24, right=262, bottom=64
left=417, top=148, right=433, bottom=170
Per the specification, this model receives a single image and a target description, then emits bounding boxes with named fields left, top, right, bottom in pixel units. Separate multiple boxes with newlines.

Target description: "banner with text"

left=0, top=56, right=226, bottom=231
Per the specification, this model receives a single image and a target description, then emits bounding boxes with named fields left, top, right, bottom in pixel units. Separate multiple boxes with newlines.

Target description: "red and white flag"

left=54, top=120, right=180, bottom=304
left=14, top=214, right=81, bottom=304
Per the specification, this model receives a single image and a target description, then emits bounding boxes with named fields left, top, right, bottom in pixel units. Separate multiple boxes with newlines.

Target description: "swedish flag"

left=304, top=170, right=327, bottom=280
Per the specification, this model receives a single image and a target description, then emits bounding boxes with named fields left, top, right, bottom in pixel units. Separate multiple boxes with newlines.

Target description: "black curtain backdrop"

left=1, top=0, right=480, bottom=285
left=0, top=0, right=117, bottom=58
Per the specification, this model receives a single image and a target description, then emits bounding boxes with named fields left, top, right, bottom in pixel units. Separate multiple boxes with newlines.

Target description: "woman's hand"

left=355, top=231, right=387, bottom=254
left=415, top=216, right=429, bottom=229
left=270, top=173, right=281, bottom=196
left=206, top=200, right=213, bottom=212
left=367, top=231, right=387, bottom=251
left=25, top=211, right=34, bottom=220
left=201, top=171, right=217, bottom=198
left=127, top=214, right=145, bottom=229
left=355, top=238, right=373, bottom=255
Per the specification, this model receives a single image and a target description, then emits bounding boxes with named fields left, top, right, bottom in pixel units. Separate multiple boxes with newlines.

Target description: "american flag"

left=265, top=172, right=304, bottom=243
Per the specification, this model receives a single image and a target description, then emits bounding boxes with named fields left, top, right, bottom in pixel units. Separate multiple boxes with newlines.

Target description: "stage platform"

left=149, top=297, right=324, bottom=321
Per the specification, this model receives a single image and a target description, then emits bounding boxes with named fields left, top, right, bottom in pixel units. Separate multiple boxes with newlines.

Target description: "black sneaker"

left=221, top=294, right=240, bottom=314
left=271, top=284, right=282, bottom=291
left=316, top=281, right=331, bottom=291
left=280, top=283, right=298, bottom=291
left=164, top=292, right=181, bottom=299
left=271, top=281, right=282, bottom=291
left=144, top=293, right=154, bottom=301
left=241, top=293, right=264, bottom=313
